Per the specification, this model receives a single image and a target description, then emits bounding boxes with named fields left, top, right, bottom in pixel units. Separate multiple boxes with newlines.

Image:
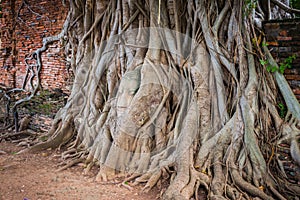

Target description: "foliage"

left=260, top=55, right=296, bottom=74
left=261, top=41, right=269, bottom=47
left=244, top=0, right=257, bottom=16
left=278, top=102, right=287, bottom=118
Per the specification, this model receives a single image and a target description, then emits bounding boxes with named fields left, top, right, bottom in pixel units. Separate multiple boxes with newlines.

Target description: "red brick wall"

left=264, top=18, right=300, bottom=101
left=0, top=0, right=71, bottom=92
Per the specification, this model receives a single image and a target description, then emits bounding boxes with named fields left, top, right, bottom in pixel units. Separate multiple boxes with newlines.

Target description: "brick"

left=0, top=0, right=71, bottom=94
left=264, top=18, right=300, bottom=102
left=293, top=88, right=300, bottom=95
left=285, top=75, right=300, bottom=80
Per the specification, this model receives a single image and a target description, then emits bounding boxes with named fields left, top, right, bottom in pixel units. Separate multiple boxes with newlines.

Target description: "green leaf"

left=279, top=65, right=286, bottom=73
left=278, top=103, right=284, bottom=109
left=278, top=103, right=287, bottom=118
left=271, top=66, right=278, bottom=73
left=262, top=41, right=269, bottom=47
left=279, top=68, right=285, bottom=74
left=260, top=59, right=267, bottom=66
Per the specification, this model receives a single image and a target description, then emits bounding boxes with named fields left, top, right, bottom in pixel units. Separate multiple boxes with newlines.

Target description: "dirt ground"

left=0, top=141, right=159, bottom=200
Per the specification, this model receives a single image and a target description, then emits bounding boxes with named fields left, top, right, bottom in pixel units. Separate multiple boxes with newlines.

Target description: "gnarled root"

left=27, top=115, right=74, bottom=152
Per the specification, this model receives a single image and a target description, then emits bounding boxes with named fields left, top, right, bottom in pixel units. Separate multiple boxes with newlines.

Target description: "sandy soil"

left=0, top=141, right=159, bottom=200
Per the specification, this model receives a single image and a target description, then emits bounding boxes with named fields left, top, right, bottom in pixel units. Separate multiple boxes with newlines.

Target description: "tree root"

left=0, top=129, right=38, bottom=140
left=56, top=157, right=85, bottom=172
left=0, top=150, right=7, bottom=155
left=268, top=185, right=287, bottom=200
left=231, top=168, right=274, bottom=200
left=27, top=116, right=74, bottom=152
left=143, top=170, right=162, bottom=192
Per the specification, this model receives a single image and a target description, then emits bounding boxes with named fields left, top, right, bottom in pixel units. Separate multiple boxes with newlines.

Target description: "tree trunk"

left=30, top=0, right=300, bottom=199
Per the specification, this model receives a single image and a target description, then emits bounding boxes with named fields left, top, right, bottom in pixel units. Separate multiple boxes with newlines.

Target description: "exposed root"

left=268, top=185, right=287, bottom=200
left=0, top=150, right=7, bottom=154
left=231, top=168, right=274, bottom=200
left=143, top=170, right=161, bottom=192
left=0, top=129, right=38, bottom=140
left=56, top=157, right=85, bottom=172
left=28, top=116, right=74, bottom=152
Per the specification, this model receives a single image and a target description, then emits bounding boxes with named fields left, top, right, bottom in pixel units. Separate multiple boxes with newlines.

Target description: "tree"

left=17, top=0, right=300, bottom=199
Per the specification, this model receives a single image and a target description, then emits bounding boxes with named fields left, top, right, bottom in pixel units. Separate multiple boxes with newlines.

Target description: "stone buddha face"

left=116, top=69, right=141, bottom=116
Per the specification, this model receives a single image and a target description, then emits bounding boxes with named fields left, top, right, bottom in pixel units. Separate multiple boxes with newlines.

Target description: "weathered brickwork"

left=264, top=18, right=300, bottom=101
left=0, top=0, right=71, bottom=92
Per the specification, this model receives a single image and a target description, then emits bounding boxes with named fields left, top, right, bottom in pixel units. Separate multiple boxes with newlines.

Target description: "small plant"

left=261, top=41, right=269, bottom=47
left=259, top=59, right=268, bottom=66
left=278, top=103, right=287, bottom=118
left=244, top=0, right=257, bottom=16
left=278, top=55, right=296, bottom=74
left=266, top=64, right=278, bottom=73
left=260, top=55, right=296, bottom=74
